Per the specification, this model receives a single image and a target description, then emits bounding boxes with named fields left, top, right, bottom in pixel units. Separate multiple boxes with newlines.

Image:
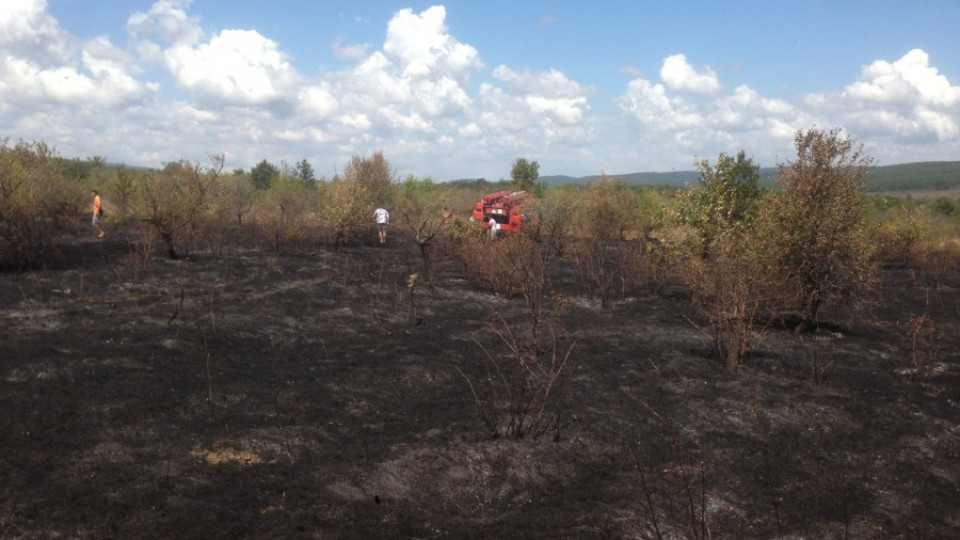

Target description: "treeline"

left=2, top=131, right=959, bottom=376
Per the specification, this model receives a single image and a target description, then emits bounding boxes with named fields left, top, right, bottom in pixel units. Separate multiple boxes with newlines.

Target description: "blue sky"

left=2, top=0, right=958, bottom=181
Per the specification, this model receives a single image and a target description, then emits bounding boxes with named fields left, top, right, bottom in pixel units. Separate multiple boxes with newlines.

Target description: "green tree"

left=680, top=150, right=761, bottom=250
left=510, top=158, right=540, bottom=192
left=251, top=159, right=279, bottom=190
left=759, top=128, right=875, bottom=331
left=295, top=159, right=316, bottom=186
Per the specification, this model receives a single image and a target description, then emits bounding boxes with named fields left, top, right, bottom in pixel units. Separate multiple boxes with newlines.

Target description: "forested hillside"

left=541, top=161, right=960, bottom=191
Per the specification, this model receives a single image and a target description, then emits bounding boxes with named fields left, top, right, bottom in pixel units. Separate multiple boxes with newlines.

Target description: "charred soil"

left=2, top=224, right=959, bottom=539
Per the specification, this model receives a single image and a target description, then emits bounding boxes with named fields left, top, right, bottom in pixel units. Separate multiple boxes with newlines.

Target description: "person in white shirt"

left=373, top=207, right=389, bottom=244
left=487, top=216, right=499, bottom=240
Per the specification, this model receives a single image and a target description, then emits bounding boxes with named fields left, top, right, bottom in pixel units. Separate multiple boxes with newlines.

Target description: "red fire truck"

left=470, top=190, right=529, bottom=235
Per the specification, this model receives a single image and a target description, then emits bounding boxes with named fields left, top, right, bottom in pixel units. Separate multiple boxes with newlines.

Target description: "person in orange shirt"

left=91, top=190, right=104, bottom=238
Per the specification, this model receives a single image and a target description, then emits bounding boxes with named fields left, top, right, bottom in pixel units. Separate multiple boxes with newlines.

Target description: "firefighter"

left=487, top=216, right=500, bottom=240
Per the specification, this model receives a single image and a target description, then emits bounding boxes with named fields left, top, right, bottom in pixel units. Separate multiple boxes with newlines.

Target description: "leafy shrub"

left=0, top=140, right=84, bottom=267
left=756, top=128, right=876, bottom=331
left=872, top=203, right=960, bottom=285
left=133, top=155, right=224, bottom=259
left=255, top=177, right=317, bottom=253
left=676, top=150, right=761, bottom=252
left=320, top=177, right=373, bottom=248
left=872, top=204, right=932, bottom=265
left=537, top=185, right=580, bottom=256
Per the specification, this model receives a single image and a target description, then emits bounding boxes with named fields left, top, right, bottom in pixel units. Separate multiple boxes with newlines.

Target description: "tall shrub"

left=134, top=154, right=224, bottom=259
left=0, top=140, right=83, bottom=267
left=758, top=128, right=875, bottom=331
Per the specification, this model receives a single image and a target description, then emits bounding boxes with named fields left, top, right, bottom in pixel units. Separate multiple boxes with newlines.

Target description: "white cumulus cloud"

left=835, top=49, right=960, bottom=143
left=618, top=56, right=811, bottom=167
left=491, top=66, right=591, bottom=124
left=383, top=6, right=482, bottom=79
left=163, top=29, right=300, bottom=107
left=127, top=0, right=202, bottom=46
left=0, top=0, right=73, bottom=64
left=846, top=49, right=959, bottom=107
left=0, top=1, right=152, bottom=110
left=660, top=53, right=721, bottom=95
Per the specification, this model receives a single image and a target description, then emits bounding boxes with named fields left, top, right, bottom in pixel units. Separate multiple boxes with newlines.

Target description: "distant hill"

left=862, top=161, right=960, bottom=192
left=539, top=168, right=779, bottom=188
left=540, top=171, right=700, bottom=188
left=539, top=161, right=960, bottom=191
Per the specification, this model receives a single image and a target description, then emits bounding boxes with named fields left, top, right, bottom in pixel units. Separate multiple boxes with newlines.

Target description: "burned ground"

left=1, top=224, right=959, bottom=539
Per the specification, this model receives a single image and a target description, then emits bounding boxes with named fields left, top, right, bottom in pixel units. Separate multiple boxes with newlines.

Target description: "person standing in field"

left=91, top=190, right=105, bottom=238
left=373, top=207, right=389, bottom=244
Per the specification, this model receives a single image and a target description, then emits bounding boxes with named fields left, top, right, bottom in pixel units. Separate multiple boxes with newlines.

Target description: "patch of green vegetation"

left=863, top=161, right=960, bottom=191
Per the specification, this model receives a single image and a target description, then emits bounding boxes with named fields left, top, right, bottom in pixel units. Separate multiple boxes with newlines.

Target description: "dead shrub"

left=202, top=173, right=248, bottom=257
left=449, top=233, right=536, bottom=296
left=570, top=238, right=620, bottom=308
left=450, top=230, right=573, bottom=439
left=898, top=289, right=940, bottom=380
left=800, top=335, right=835, bottom=387
left=320, top=178, right=371, bottom=248
left=124, top=221, right=158, bottom=280
left=537, top=186, right=580, bottom=256
left=454, top=234, right=556, bottom=345
left=903, top=314, right=938, bottom=379
left=395, top=177, right=451, bottom=281
left=458, top=315, right=575, bottom=440
left=623, top=379, right=712, bottom=540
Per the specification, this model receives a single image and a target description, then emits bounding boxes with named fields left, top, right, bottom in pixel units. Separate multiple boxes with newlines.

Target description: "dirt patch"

left=190, top=446, right=265, bottom=466
left=1, top=224, right=959, bottom=538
